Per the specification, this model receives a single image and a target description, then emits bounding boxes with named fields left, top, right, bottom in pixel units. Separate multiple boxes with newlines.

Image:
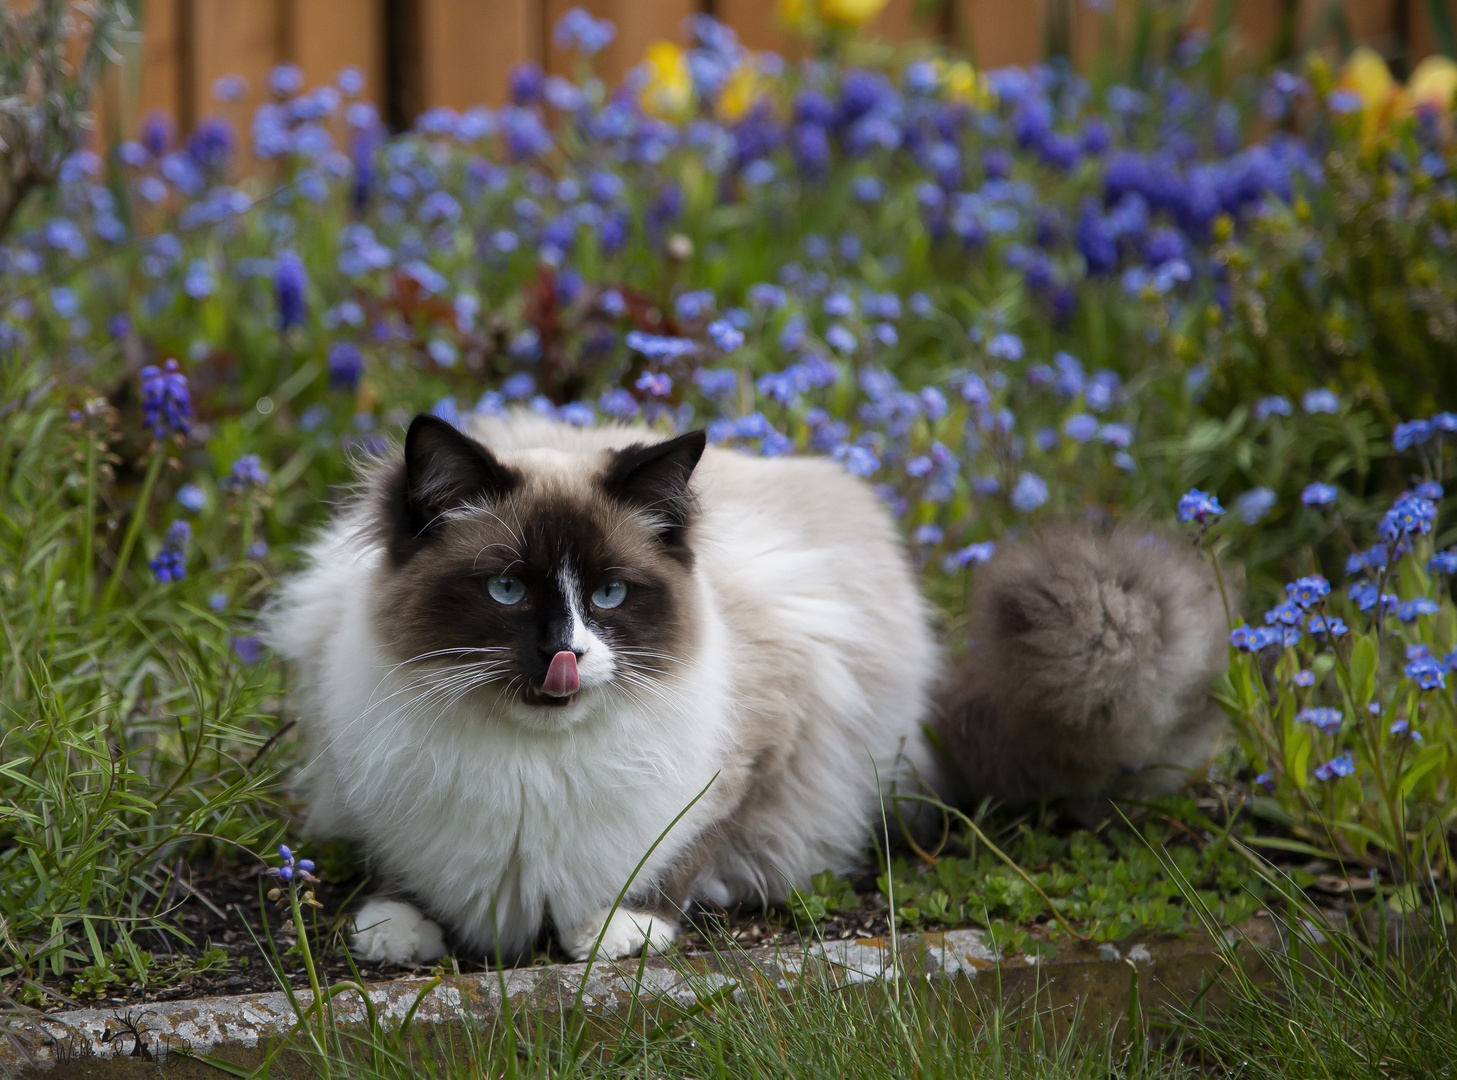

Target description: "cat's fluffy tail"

left=930, top=524, right=1230, bottom=813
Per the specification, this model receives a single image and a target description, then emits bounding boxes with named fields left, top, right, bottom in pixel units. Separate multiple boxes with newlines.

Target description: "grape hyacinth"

left=148, top=520, right=191, bottom=583
left=140, top=359, right=192, bottom=440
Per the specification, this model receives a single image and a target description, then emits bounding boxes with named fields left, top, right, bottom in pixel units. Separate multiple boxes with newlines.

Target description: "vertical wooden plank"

left=189, top=0, right=283, bottom=153
left=290, top=0, right=385, bottom=104
left=137, top=0, right=181, bottom=130
left=418, top=0, right=536, bottom=110
left=714, top=0, right=796, bottom=56
left=1406, top=0, right=1444, bottom=65
left=1297, top=0, right=1398, bottom=59
left=951, top=0, right=1047, bottom=68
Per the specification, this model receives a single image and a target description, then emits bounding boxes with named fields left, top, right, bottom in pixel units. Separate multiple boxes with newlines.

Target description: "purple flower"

left=942, top=541, right=996, bottom=572
left=914, top=524, right=944, bottom=546
left=1307, top=615, right=1348, bottom=637
left=1264, top=602, right=1303, bottom=627
left=1428, top=549, right=1457, bottom=575
left=176, top=483, right=207, bottom=512
left=987, top=332, right=1024, bottom=361
left=1301, top=389, right=1339, bottom=415
left=1254, top=396, right=1293, bottom=421
left=148, top=520, right=191, bottom=583
left=232, top=635, right=266, bottom=664
left=636, top=371, right=673, bottom=397
left=1297, top=707, right=1343, bottom=734
left=1313, top=752, right=1355, bottom=782
left=1254, top=771, right=1276, bottom=793
left=1378, top=493, right=1438, bottom=541
left=1392, top=419, right=1434, bottom=452
left=1177, top=488, right=1224, bottom=524
left=1236, top=487, right=1277, bottom=525
left=1293, top=670, right=1315, bottom=687
left=1397, top=598, right=1440, bottom=623
left=221, top=454, right=269, bottom=492
left=1063, top=413, right=1098, bottom=443
left=1011, top=472, right=1049, bottom=512
left=1301, top=482, right=1338, bottom=506
left=274, top=250, right=308, bottom=331
left=1413, top=481, right=1444, bottom=500
left=708, top=319, right=744, bottom=352
left=1285, top=576, right=1330, bottom=609
left=826, top=324, right=857, bottom=354
left=327, top=342, right=364, bottom=390
left=140, top=359, right=192, bottom=439
left=1406, top=655, right=1447, bottom=690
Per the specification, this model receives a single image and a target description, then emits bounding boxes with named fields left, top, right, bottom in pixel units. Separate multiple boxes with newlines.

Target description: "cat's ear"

left=385, top=414, right=516, bottom=561
left=603, top=430, right=706, bottom=548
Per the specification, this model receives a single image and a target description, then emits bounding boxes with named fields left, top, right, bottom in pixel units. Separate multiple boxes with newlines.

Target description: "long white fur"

left=265, top=414, right=938, bottom=962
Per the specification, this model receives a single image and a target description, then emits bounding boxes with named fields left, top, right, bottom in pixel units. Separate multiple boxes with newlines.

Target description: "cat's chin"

left=498, top=687, right=597, bottom=730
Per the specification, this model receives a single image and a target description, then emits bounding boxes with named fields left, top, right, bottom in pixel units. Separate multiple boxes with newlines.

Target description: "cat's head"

left=369, top=414, right=706, bottom=730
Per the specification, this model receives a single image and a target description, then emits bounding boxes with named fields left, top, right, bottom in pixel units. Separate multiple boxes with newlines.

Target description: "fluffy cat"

left=264, top=411, right=939, bottom=964
left=929, top=524, right=1230, bottom=818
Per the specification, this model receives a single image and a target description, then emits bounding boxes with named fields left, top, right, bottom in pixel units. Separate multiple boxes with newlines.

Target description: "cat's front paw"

left=562, top=908, right=677, bottom=961
left=350, top=898, right=447, bottom=964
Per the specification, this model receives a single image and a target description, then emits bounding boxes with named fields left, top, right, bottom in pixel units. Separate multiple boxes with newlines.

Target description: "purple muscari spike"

left=140, top=359, right=192, bottom=439
left=148, top=520, right=192, bottom=583
left=275, top=250, right=308, bottom=331
left=327, top=341, right=364, bottom=390
left=221, top=454, right=270, bottom=492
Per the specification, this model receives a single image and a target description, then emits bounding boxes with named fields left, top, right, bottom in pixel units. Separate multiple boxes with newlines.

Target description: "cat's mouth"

left=526, top=650, right=580, bottom=707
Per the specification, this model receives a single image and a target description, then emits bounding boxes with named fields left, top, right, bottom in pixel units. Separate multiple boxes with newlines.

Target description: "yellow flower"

left=940, top=59, right=994, bottom=109
left=817, top=0, right=890, bottom=28
left=639, top=41, right=694, bottom=120
left=1339, top=46, right=1397, bottom=111
left=718, top=60, right=772, bottom=123
left=1407, top=55, right=1457, bottom=113
left=1337, top=46, right=1402, bottom=148
left=778, top=0, right=813, bottom=32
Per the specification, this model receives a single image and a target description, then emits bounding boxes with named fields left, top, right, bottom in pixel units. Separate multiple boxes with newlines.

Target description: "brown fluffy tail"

left=930, top=524, right=1231, bottom=814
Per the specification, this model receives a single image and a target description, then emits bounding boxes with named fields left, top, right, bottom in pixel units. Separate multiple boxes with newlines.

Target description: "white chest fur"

left=302, top=558, right=732, bottom=955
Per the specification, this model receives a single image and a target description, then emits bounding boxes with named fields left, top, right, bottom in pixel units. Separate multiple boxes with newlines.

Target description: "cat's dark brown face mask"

left=368, top=415, right=705, bottom=728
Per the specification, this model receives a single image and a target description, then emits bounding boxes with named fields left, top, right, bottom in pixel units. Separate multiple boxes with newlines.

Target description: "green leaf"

left=1349, top=634, right=1378, bottom=706
left=1398, top=745, right=1448, bottom=800
left=1285, top=726, right=1313, bottom=790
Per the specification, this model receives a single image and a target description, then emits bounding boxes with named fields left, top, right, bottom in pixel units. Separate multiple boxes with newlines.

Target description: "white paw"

left=562, top=908, right=677, bottom=961
left=350, top=898, right=446, bottom=964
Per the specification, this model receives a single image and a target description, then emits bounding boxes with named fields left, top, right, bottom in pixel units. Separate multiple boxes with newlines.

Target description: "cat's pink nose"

left=541, top=650, right=580, bottom=697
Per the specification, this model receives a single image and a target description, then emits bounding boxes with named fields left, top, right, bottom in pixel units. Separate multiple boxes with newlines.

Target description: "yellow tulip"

left=1408, top=55, right=1457, bottom=113
left=940, top=59, right=994, bottom=109
left=1339, top=46, right=1397, bottom=110
left=817, top=0, right=890, bottom=28
left=778, top=0, right=812, bottom=32
left=639, top=41, right=694, bottom=120
left=1337, top=46, right=1402, bottom=148
left=718, top=60, right=771, bottom=123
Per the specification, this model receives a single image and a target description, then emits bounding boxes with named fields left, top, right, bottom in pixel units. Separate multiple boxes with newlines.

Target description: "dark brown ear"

left=603, top=430, right=706, bottom=549
left=384, top=414, right=517, bottom=563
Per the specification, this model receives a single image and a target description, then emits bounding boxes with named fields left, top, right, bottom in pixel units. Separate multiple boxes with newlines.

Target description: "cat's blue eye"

left=487, top=575, right=527, bottom=606
left=591, top=581, right=627, bottom=610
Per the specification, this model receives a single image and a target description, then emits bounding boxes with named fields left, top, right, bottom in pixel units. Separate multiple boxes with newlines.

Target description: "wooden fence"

left=99, top=0, right=1453, bottom=145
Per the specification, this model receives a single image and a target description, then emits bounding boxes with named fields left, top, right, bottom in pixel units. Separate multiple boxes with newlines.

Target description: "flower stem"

left=99, top=444, right=165, bottom=611
left=79, top=436, right=97, bottom=616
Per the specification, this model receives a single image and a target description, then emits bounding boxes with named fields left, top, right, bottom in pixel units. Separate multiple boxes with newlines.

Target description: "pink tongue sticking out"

left=541, top=650, right=580, bottom=698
